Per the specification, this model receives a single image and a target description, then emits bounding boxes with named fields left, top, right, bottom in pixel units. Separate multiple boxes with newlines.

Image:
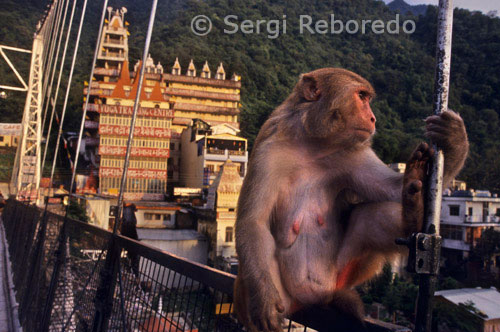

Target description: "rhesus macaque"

left=234, top=68, right=468, bottom=332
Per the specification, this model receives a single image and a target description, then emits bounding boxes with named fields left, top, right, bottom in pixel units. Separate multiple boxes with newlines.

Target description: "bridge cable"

left=40, top=0, right=77, bottom=182
left=68, top=0, right=109, bottom=197
left=40, top=0, right=70, bottom=137
left=40, top=0, right=64, bottom=118
left=48, top=0, right=89, bottom=189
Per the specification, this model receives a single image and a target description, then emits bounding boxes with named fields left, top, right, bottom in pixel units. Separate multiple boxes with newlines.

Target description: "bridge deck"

left=0, top=216, right=21, bottom=332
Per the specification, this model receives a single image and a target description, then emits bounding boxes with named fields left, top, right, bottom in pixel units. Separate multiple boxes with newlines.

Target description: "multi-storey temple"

left=81, top=8, right=242, bottom=200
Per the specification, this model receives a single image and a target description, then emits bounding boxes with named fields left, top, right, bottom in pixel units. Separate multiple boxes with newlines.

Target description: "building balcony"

left=102, top=38, right=126, bottom=47
left=85, top=103, right=99, bottom=112
left=84, top=137, right=99, bottom=147
left=442, top=239, right=471, bottom=251
left=204, top=148, right=248, bottom=163
left=83, top=87, right=113, bottom=97
left=104, top=27, right=127, bottom=35
left=489, top=216, right=500, bottom=223
left=173, top=102, right=240, bottom=116
left=465, top=215, right=485, bottom=223
left=99, top=50, right=126, bottom=61
left=84, top=120, right=99, bottom=129
left=93, top=68, right=120, bottom=76
left=163, top=73, right=242, bottom=89
left=165, top=87, right=240, bottom=102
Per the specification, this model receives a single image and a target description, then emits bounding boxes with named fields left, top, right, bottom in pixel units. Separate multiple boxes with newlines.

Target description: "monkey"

left=233, top=68, right=468, bottom=332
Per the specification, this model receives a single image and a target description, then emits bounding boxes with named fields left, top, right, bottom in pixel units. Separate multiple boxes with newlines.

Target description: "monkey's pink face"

left=348, top=89, right=376, bottom=140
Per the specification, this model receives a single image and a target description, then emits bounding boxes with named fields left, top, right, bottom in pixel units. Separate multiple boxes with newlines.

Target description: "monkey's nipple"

left=292, top=220, right=300, bottom=235
left=317, top=215, right=325, bottom=226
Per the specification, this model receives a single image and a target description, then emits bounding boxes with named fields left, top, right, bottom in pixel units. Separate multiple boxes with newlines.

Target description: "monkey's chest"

left=272, top=188, right=344, bottom=303
left=272, top=185, right=341, bottom=249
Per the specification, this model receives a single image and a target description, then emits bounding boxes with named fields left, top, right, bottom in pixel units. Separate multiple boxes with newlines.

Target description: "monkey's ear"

left=299, top=74, right=321, bottom=101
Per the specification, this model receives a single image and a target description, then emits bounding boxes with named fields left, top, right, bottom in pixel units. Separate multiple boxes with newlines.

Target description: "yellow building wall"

left=0, top=135, right=19, bottom=147
left=169, top=82, right=240, bottom=95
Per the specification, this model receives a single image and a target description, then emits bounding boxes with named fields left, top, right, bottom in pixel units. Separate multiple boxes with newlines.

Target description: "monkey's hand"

left=247, top=279, right=285, bottom=332
left=425, top=110, right=469, bottom=185
left=403, top=142, right=434, bottom=233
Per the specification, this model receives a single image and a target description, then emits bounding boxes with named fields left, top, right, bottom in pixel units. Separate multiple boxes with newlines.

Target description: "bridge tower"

left=10, top=2, right=59, bottom=200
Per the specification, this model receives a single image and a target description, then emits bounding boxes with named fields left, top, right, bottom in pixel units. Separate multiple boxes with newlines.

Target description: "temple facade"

left=80, top=8, right=242, bottom=200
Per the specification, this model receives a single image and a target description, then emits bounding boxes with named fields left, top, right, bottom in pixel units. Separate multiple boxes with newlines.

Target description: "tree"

left=471, top=228, right=500, bottom=272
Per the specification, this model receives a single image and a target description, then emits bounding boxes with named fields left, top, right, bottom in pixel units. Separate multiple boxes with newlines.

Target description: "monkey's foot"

left=403, top=143, right=434, bottom=232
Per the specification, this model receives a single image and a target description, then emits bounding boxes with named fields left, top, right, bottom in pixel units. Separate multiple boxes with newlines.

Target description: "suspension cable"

left=68, top=0, right=109, bottom=196
left=114, top=0, right=159, bottom=233
left=41, top=0, right=64, bottom=107
left=49, top=0, right=89, bottom=186
left=41, top=0, right=69, bottom=136
left=40, top=0, right=76, bottom=182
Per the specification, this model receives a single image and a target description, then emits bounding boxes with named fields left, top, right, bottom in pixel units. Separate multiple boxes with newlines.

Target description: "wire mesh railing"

left=2, top=199, right=408, bottom=332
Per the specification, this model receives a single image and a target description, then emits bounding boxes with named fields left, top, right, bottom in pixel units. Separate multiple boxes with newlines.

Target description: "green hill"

left=0, top=0, right=499, bottom=191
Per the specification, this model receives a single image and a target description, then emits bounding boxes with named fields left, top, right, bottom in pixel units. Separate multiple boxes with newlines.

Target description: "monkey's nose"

left=370, top=116, right=376, bottom=123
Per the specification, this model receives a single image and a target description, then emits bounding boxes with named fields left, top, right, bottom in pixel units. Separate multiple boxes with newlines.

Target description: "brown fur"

left=234, top=68, right=468, bottom=332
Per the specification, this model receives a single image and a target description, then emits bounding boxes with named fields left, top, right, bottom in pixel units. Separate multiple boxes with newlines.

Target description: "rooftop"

left=137, top=228, right=206, bottom=241
left=435, top=288, right=500, bottom=320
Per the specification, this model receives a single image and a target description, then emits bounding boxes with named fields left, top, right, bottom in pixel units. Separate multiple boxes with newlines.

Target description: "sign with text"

left=0, top=123, right=22, bottom=136
left=99, top=124, right=171, bottom=138
left=98, top=104, right=174, bottom=118
left=98, top=145, right=170, bottom=158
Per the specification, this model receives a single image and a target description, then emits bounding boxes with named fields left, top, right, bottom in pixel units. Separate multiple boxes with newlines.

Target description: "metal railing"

left=2, top=199, right=407, bottom=332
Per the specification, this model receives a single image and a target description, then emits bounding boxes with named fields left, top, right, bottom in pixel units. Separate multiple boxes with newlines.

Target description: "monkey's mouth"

left=354, top=127, right=374, bottom=134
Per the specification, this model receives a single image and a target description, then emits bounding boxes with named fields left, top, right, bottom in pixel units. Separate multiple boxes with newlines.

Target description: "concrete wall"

left=180, top=127, right=204, bottom=188
left=138, top=231, right=208, bottom=289
left=85, top=199, right=111, bottom=230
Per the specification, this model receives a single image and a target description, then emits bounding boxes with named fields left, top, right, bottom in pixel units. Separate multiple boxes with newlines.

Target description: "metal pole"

left=114, top=0, right=159, bottom=233
left=415, top=1, right=453, bottom=331
left=40, top=0, right=76, bottom=182
left=49, top=0, right=89, bottom=187
left=68, top=0, right=109, bottom=196
left=91, top=2, right=158, bottom=331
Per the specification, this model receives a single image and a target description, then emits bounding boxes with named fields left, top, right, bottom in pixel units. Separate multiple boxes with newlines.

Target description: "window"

left=449, top=205, right=460, bottom=216
left=225, top=227, right=233, bottom=243
left=468, top=207, right=473, bottom=216
left=145, top=213, right=153, bottom=220
left=0, top=136, right=4, bottom=142
left=496, top=208, right=500, bottom=217
left=441, top=225, right=462, bottom=240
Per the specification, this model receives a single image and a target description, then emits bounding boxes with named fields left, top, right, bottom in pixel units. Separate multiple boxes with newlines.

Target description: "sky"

left=383, top=0, right=500, bottom=15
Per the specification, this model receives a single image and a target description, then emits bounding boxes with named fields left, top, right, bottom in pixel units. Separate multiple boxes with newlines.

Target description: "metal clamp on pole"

left=396, top=233, right=442, bottom=275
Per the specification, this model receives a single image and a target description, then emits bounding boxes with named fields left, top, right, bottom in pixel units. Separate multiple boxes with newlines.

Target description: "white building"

left=180, top=119, right=248, bottom=189
left=440, top=190, right=500, bottom=265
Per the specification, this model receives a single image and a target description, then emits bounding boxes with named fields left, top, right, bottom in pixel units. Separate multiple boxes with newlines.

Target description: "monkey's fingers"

left=426, top=123, right=449, bottom=135
left=265, top=314, right=283, bottom=332
left=407, top=180, right=423, bottom=195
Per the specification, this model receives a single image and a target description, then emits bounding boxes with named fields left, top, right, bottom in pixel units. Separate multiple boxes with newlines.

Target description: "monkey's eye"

left=358, top=91, right=370, bottom=102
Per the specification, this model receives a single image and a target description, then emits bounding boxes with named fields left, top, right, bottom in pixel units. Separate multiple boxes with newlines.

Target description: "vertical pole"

left=91, top=2, right=158, bottom=331
left=415, top=1, right=454, bottom=332
left=114, top=0, right=158, bottom=231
